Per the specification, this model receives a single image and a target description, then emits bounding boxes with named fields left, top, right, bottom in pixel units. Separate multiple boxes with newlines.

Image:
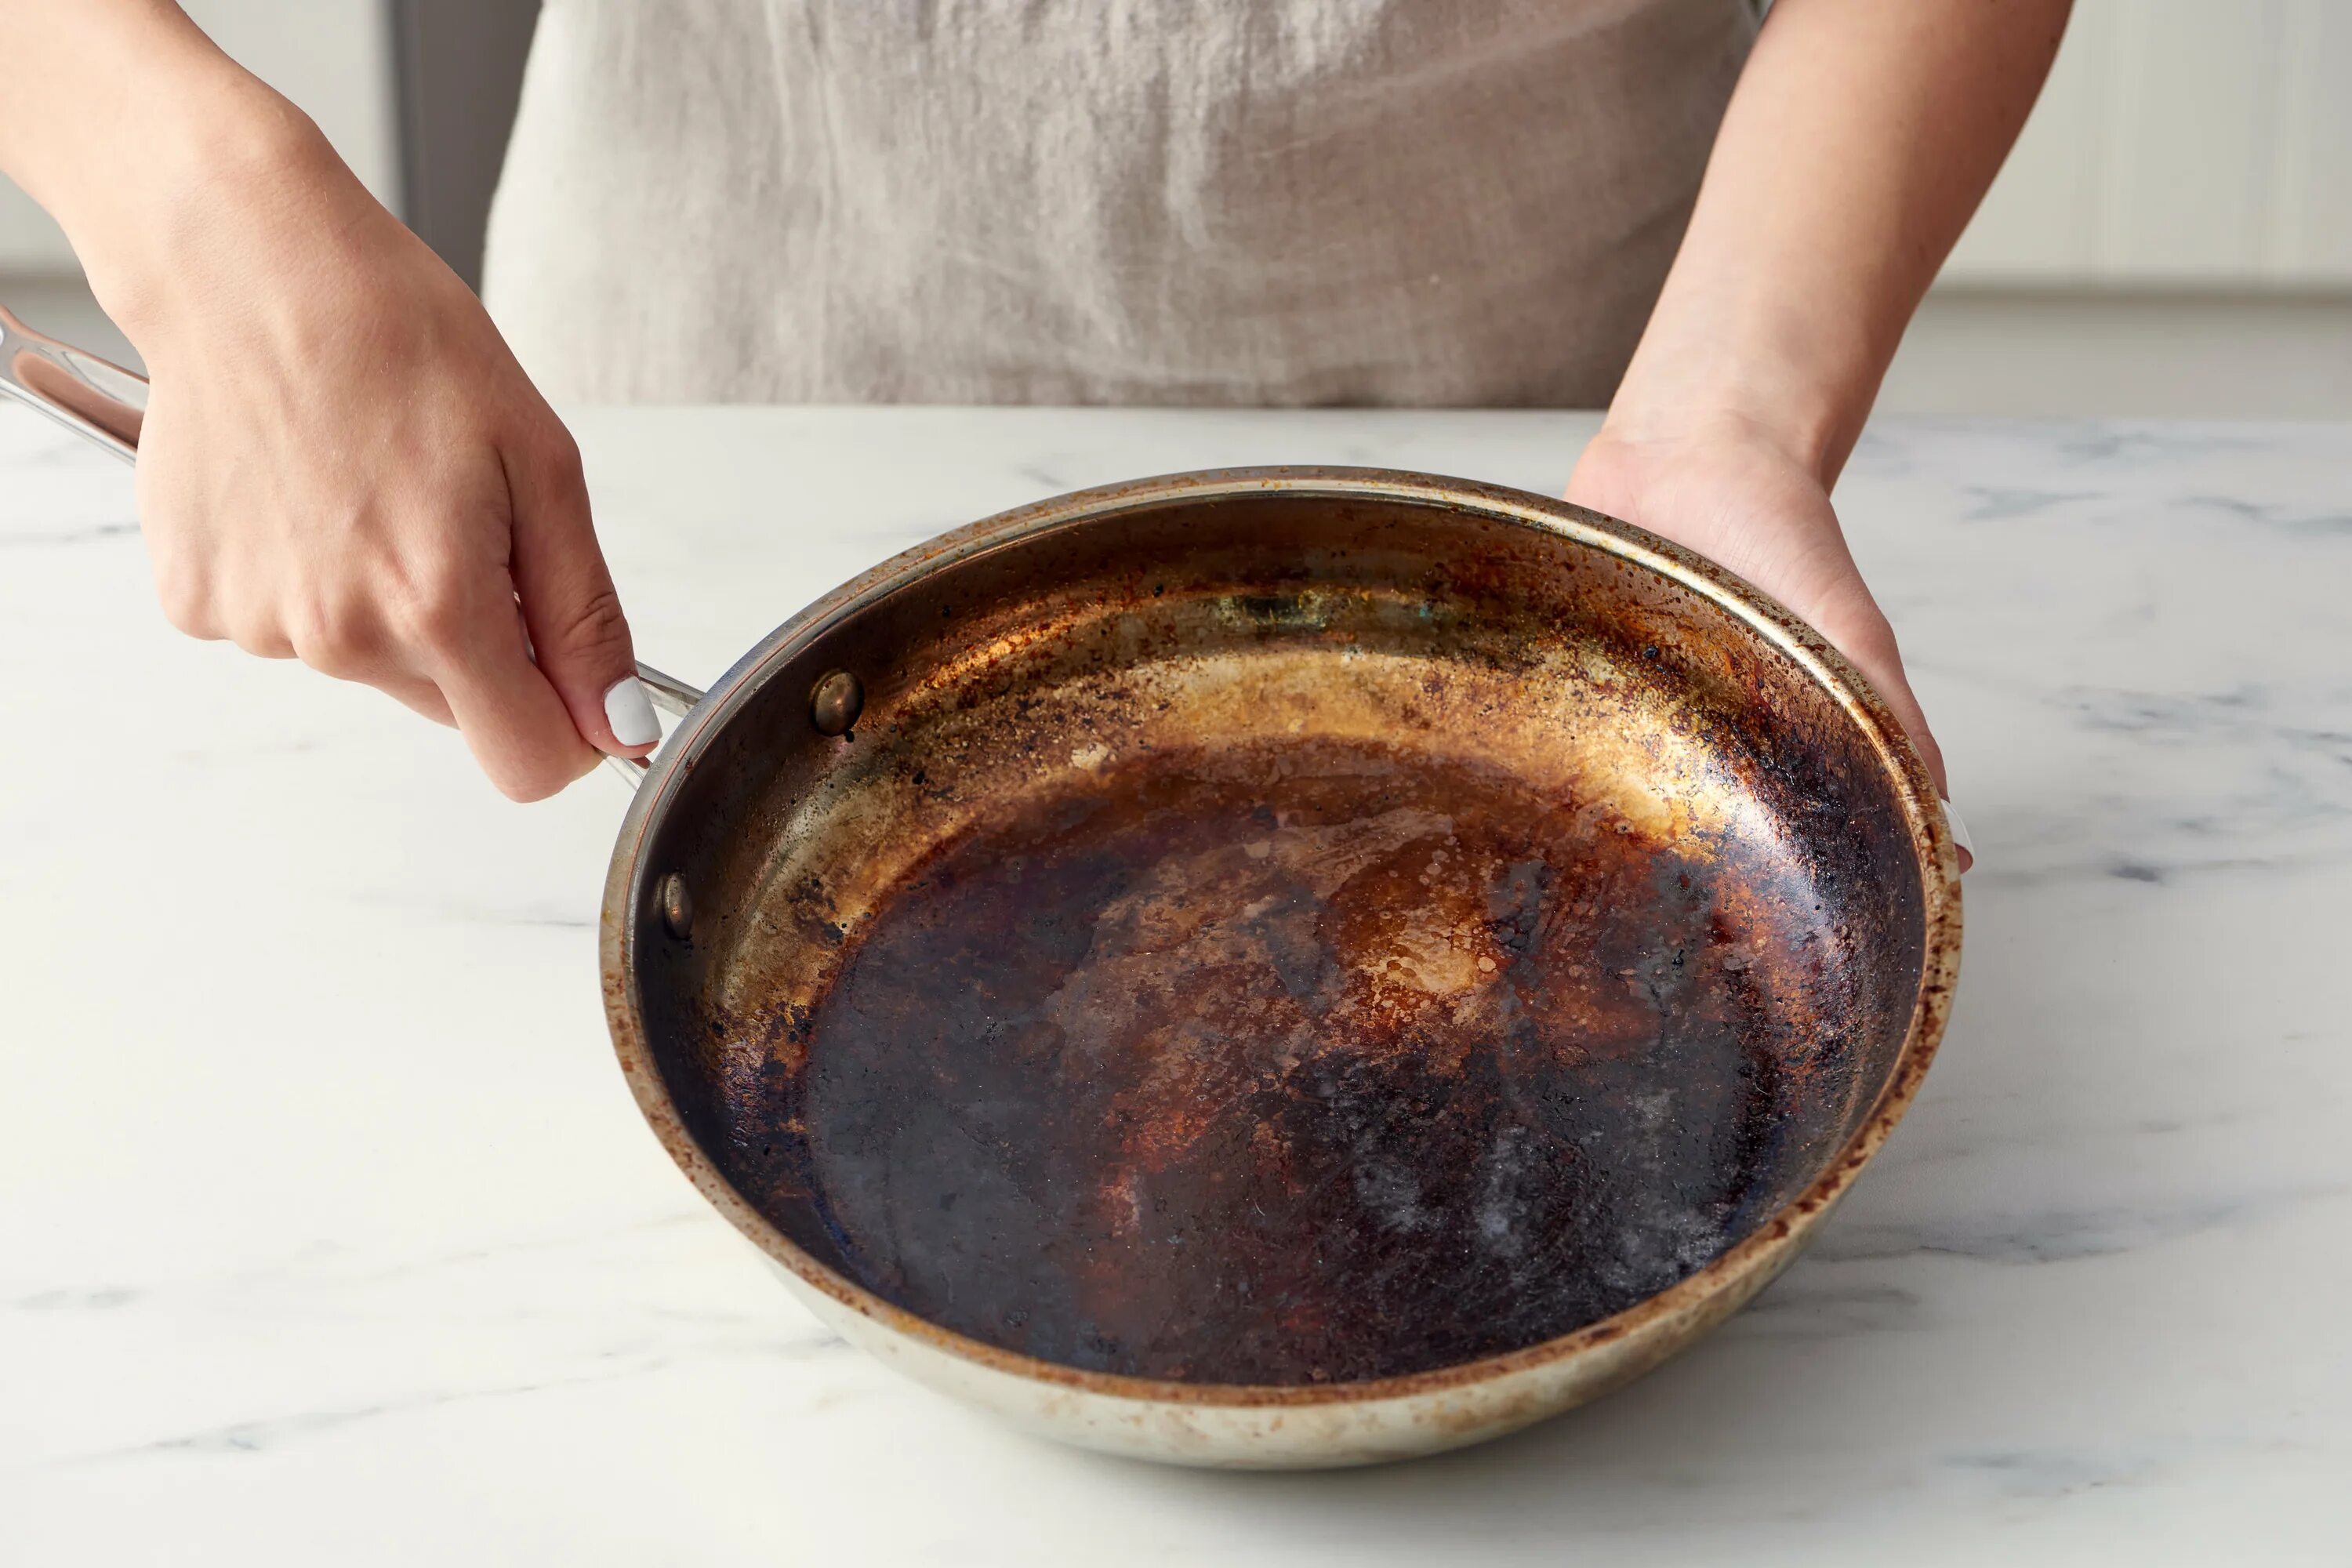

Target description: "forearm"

left=0, top=0, right=327, bottom=338
left=1609, top=0, right=2069, bottom=483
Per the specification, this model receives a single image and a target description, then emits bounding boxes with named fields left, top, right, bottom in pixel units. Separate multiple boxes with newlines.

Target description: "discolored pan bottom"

left=713, top=735, right=1839, bottom=1386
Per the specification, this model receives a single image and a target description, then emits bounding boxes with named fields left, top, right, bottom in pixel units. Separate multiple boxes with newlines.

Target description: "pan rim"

left=601, top=465, right=1962, bottom=1410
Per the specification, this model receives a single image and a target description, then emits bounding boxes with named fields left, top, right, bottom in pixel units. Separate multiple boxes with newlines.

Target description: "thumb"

left=1817, top=595, right=1969, bottom=874
left=505, top=428, right=658, bottom=758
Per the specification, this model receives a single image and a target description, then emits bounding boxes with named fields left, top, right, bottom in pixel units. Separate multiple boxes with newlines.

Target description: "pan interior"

left=644, top=492, right=1929, bottom=1387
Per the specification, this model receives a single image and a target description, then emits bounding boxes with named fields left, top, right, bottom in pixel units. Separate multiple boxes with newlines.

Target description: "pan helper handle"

left=604, top=664, right=704, bottom=788
left=0, top=301, right=703, bottom=789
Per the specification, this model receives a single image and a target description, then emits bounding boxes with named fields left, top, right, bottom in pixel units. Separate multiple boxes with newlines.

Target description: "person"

left=0, top=0, right=2060, bottom=850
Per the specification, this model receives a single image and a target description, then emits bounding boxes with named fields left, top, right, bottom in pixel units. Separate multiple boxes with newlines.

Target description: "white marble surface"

left=3, top=406, right=2349, bottom=1563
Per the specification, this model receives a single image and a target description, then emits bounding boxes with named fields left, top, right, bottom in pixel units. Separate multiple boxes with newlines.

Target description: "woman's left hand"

left=1566, top=418, right=1964, bottom=864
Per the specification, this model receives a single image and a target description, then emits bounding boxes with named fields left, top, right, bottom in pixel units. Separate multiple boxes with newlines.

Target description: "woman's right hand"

left=82, top=82, right=658, bottom=800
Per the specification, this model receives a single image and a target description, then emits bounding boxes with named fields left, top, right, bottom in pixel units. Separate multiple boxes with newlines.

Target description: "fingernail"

left=1941, top=796, right=1974, bottom=862
left=604, top=676, right=660, bottom=749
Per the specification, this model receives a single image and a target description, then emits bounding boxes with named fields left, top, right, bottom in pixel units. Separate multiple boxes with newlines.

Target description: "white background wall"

left=1946, top=0, right=2352, bottom=289
left=0, top=0, right=400, bottom=274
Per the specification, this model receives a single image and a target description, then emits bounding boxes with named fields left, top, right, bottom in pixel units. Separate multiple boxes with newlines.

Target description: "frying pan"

left=4, top=306, right=1960, bottom=1468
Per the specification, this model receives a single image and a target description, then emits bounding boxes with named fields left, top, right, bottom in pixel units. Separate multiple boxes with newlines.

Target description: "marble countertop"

left=2, top=407, right=2347, bottom=1563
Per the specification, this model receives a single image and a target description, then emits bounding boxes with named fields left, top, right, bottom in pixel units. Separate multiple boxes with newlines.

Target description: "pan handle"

left=1, top=302, right=699, bottom=784
left=0, top=303, right=147, bottom=458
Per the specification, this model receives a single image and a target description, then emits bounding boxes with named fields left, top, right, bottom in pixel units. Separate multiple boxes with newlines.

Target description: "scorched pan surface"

left=612, top=474, right=1950, bottom=1404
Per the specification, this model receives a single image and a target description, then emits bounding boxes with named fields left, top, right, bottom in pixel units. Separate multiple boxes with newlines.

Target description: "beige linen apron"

left=484, top=0, right=1754, bottom=407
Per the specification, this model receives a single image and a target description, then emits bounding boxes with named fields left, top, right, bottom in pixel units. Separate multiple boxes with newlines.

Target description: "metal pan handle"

left=0, top=303, right=147, bottom=458
left=605, top=665, right=702, bottom=789
left=0, top=302, right=698, bottom=787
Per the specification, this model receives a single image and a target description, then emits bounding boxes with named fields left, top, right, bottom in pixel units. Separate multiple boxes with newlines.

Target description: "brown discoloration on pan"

left=602, top=470, right=1959, bottom=1458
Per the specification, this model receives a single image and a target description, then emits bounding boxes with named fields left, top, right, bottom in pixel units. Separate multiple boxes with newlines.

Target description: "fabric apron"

left=484, top=0, right=1755, bottom=406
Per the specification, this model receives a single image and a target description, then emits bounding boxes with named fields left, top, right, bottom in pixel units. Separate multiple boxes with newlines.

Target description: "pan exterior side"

left=759, top=1203, right=1824, bottom=1468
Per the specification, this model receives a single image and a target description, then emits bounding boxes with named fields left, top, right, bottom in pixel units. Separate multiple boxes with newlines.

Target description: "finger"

left=154, top=578, right=226, bottom=643
left=1810, top=592, right=1969, bottom=873
left=503, top=427, right=655, bottom=758
left=1943, top=799, right=1976, bottom=876
left=376, top=674, right=456, bottom=727
left=1868, top=660, right=1947, bottom=799
left=277, top=596, right=456, bottom=727
left=224, top=618, right=297, bottom=660
left=416, top=576, right=600, bottom=801
left=150, top=541, right=229, bottom=643
left=214, top=553, right=297, bottom=659
left=1873, top=675, right=1972, bottom=873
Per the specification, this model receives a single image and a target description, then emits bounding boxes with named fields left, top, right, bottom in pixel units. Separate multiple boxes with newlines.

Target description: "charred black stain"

left=709, top=739, right=1844, bottom=1385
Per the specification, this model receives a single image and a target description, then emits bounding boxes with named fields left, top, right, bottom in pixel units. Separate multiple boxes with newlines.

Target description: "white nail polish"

left=1941, top=797, right=1974, bottom=862
left=604, top=676, right=661, bottom=749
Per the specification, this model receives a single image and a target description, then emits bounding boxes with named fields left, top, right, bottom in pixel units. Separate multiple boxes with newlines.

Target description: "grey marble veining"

left=2, top=408, right=2347, bottom=1563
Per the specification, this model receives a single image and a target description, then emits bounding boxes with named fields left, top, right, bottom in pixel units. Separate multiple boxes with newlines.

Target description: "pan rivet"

left=657, top=873, right=693, bottom=939
left=810, top=670, right=863, bottom=736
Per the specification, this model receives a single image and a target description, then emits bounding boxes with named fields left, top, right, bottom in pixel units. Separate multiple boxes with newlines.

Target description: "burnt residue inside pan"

left=646, top=499, right=1927, bottom=1390
left=708, top=735, right=1848, bottom=1386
